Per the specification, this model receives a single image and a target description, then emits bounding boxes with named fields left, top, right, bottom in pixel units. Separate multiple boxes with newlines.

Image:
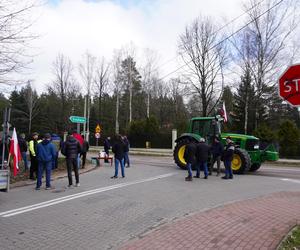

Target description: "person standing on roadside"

left=222, top=137, right=235, bottom=180
left=183, top=141, right=197, bottom=181
left=62, top=132, right=82, bottom=187
left=210, top=137, right=224, bottom=176
left=35, top=133, right=56, bottom=190
left=111, top=134, right=126, bottom=179
left=104, top=137, right=111, bottom=163
left=123, top=135, right=130, bottom=168
left=72, top=130, right=84, bottom=168
left=51, top=134, right=61, bottom=170
left=29, top=132, right=41, bottom=180
left=195, top=138, right=210, bottom=179
left=81, top=135, right=89, bottom=168
left=18, top=133, right=28, bottom=171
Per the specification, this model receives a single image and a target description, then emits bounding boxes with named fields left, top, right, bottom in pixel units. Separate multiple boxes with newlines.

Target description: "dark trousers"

left=52, top=152, right=59, bottom=170
left=30, top=156, right=38, bottom=179
left=81, top=152, right=87, bottom=167
left=210, top=155, right=221, bottom=173
left=224, top=160, right=233, bottom=177
left=66, top=158, right=79, bottom=185
left=37, top=161, right=52, bottom=188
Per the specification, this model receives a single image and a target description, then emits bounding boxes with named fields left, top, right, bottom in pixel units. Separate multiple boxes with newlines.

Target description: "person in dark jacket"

left=111, top=134, right=126, bottom=178
left=104, top=137, right=111, bottom=163
left=195, top=138, right=210, bottom=179
left=222, top=137, right=235, bottom=180
left=62, top=132, right=82, bottom=187
left=183, top=141, right=197, bottom=181
left=210, top=137, right=224, bottom=176
left=81, top=135, right=89, bottom=168
left=36, top=133, right=56, bottom=190
left=122, top=135, right=130, bottom=168
left=18, top=133, right=28, bottom=171
left=51, top=134, right=61, bottom=170
left=29, top=132, right=41, bottom=180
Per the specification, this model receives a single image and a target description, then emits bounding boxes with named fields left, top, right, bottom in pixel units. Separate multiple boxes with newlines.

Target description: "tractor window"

left=192, top=120, right=212, bottom=137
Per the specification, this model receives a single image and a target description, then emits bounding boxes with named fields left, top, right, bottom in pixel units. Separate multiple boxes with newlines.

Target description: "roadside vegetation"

left=278, top=226, right=300, bottom=250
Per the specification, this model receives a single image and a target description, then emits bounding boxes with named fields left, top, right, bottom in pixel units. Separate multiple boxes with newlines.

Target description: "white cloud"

left=27, top=0, right=243, bottom=92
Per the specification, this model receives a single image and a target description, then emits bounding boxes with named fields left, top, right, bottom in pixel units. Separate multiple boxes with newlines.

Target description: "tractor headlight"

left=254, top=144, right=259, bottom=150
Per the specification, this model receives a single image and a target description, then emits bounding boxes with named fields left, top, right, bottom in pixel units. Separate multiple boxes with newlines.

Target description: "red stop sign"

left=279, top=64, right=300, bottom=106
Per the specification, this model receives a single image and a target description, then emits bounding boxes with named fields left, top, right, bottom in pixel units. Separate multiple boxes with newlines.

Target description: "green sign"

left=69, top=116, right=86, bottom=124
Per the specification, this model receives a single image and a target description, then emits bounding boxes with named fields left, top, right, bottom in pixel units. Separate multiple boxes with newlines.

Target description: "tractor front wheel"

left=249, top=163, right=261, bottom=172
left=173, top=139, right=190, bottom=170
left=231, top=148, right=251, bottom=174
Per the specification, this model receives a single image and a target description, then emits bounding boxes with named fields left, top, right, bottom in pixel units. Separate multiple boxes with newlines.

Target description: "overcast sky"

left=27, top=0, right=244, bottom=93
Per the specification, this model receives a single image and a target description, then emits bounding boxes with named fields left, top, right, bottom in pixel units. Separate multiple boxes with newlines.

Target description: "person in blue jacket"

left=36, top=133, right=56, bottom=190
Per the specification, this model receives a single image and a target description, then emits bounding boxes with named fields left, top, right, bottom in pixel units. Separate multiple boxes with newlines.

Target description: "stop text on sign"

left=284, top=79, right=300, bottom=92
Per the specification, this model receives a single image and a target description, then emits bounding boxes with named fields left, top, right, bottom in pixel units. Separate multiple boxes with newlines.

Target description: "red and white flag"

left=9, top=128, right=21, bottom=176
left=221, top=102, right=228, bottom=123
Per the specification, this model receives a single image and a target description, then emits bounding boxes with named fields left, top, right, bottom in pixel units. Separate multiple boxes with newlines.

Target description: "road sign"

left=279, top=64, right=300, bottom=106
left=95, top=133, right=101, bottom=139
left=69, top=116, right=86, bottom=124
left=95, top=124, right=101, bottom=133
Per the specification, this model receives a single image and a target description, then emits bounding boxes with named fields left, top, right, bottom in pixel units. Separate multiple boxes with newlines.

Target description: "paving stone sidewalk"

left=120, top=191, right=300, bottom=250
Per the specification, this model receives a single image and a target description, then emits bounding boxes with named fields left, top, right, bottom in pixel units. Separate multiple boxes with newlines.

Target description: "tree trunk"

left=147, top=92, right=150, bottom=118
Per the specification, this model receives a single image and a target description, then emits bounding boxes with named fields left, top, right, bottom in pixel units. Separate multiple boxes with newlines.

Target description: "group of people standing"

left=184, top=136, right=235, bottom=181
left=18, top=131, right=89, bottom=190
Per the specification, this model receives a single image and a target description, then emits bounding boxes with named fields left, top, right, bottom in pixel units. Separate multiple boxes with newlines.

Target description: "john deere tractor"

left=173, top=116, right=279, bottom=174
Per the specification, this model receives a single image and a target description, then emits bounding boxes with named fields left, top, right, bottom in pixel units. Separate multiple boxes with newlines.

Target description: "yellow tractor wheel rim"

left=231, top=154, right=242, bottom=171
left=178, top=145, right=187, bottom=165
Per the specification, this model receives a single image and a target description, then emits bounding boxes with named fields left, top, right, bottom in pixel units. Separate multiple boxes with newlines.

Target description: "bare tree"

left=49, top=53, right=76, bottom=127
left=0, top=0, right=40, bottom=87
left=232, top=0, right=299, bottom=129
left=79, top=51, right=96, bottom=140
left=122, top=43, right=136, bottom=123
left=112, top=50, right=123, bottom=134
left=141, top=48, right=159, bottom=118
left=93, top=57, right=110, bottom=119
left=178, top=16, right=227, bottom=117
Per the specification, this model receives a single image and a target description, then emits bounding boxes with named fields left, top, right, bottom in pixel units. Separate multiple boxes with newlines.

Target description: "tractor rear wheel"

left=173, top=139, right=190, bottom=170
left=249, top=163, right=261, bottom=172
left=231, top=148, right=251, bottom=174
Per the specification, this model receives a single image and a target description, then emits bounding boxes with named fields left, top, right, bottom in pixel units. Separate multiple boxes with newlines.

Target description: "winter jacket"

left=223, top=142, right=235, bottom=161
left=183, top=142, right=197, bottom=164
left=73, top=133, right=84, bottom=146
left=104, top=139, right=110, bottom=153
left=82, top=141, right=90, bottom=153
left=36, top=139, right=56, bottom=162
left=62, top=137, right=82, bottom=159
left=112, top=140, right=126, bottom=161
left=29, top=139, right=42, bottom=157
left=18, top=137, right=28, bottom=153
left=211, top=141, right=223, bottom=157
left=196, top=141, right=210, bottom=162
left=123, top=138, right=130, bottom=153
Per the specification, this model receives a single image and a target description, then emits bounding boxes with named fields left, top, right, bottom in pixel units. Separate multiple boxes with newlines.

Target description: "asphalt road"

left=0, top=155, right=299, bottom=250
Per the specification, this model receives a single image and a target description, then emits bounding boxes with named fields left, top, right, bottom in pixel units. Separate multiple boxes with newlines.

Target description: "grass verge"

left=278, top=226, right=300, bottom=250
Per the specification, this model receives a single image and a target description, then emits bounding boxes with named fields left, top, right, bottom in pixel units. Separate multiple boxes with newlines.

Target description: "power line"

left=157, top=0, right=286, bottom=82
left=155, top=0, right=265, bottom=73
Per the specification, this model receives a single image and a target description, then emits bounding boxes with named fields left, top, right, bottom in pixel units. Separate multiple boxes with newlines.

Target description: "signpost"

left=69, top=116, right=86, bottom=124
left=69, top=116, right=86, bottom=134
left=279, top=64, right=300, bottom=107
left=95, top=124, right=101, bottom=146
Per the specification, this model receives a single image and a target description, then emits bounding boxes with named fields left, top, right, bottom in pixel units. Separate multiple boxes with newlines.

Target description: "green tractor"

left=173, top=116, right=279, bottom=174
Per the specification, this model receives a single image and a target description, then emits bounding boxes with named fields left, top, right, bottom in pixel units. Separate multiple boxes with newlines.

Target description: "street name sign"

left=69, top=116, right=86, bottom=124
left=279, top=64, right=300, bottom=106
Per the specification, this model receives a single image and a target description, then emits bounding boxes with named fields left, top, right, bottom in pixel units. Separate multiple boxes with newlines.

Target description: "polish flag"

left=9, top=128, right=21, bottom=176
left=221, top=102, right=228, bottom=123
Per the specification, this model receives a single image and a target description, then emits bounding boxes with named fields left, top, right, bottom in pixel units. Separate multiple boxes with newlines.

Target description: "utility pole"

left=83, top=95, right=87, bottom=139
left=129, top=58, right=132, bottom=123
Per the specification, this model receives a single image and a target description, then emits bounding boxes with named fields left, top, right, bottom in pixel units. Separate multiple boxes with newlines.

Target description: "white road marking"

left=281, top=178, right=300, bottom=184
left=0, top=173, right=176, bottom=218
